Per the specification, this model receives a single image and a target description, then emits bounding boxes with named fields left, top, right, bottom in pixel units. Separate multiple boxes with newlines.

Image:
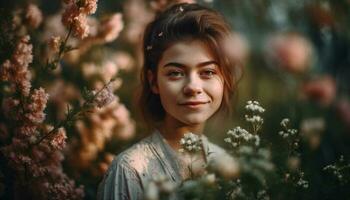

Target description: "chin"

left=179, top=115, right=209, bottom=126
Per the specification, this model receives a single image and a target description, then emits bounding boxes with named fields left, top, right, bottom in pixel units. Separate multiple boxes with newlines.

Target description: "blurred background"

left=0, top=0, right=349, bottom=199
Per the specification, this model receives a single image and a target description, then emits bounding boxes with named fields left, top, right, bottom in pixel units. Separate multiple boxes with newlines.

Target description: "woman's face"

left=150, top=39, right=224, bottom=126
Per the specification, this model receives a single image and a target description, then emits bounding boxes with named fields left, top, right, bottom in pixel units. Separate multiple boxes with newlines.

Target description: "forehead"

left=158, top=39, right=217, bottom=67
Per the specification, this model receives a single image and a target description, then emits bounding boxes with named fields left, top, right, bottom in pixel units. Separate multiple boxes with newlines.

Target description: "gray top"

left=97, top=130, right=226, bottom=200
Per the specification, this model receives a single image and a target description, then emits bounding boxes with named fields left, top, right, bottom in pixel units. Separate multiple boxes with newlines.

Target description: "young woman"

left=98, top=3, right=240, bottom=200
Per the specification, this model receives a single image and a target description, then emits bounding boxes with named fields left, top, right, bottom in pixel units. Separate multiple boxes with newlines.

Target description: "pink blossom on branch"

left=301, top=75, right=336, bottom=107
left=25, top=88, right=49, bottom=124
left=61, top=0, right=98, bottom=39
left=25, top=4, right=43, bottom=28
left=62, top=4, right=89, bottom=39
left=80, top=0, right=98, bottom=15
left=12, top=35, right=33, bottom=68
left=98, top=13, right=124, bottom=43
left=50, top=128, right=67, bottom=150
left=92, top=85, right=116, bottom=108
left=0, top=35, right=33, bottom=96
left=265, top=32, right=313, bottom=74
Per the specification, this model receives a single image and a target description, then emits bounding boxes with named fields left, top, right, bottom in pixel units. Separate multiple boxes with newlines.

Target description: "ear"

left=147, top=70, right=159, bottom=94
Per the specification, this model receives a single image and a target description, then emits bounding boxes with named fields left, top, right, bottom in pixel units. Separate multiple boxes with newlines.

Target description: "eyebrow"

left=162, top=61, right=218, bottom=68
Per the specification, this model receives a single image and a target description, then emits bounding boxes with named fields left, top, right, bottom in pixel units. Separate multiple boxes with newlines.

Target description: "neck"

left=158, top=115, right=205, bottom=150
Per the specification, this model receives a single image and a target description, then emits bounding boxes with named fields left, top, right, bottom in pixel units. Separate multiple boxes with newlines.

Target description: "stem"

left=58, top=26, right=73, bottom=60
left=45, top=25, right=73, bottom=70
left=189, top=156, right=194, bottom=179
left=33, top=79, right=114, bottom=146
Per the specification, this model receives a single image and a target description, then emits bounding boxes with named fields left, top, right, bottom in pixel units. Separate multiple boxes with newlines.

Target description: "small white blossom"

left=225, top=126, right=260, bottom=148
left=280, top=118, right=290, bottom=128
left=245, top=115, right=264, bottom=124
left=323, top=155, right=350, bottom=184
left=144, top=181, right=158, bottom=200
left=279, top=118, right=298, bottom=139
left=297, top=172, right=309, bottom=189
left=179, top=132, right=202, bottom=153
left=245, top=100, right=265, bottom=113
left=208, top=153, right=239, bottom=180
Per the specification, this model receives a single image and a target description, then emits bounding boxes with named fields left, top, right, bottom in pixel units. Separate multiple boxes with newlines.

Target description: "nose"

left=183, top=73, right=202, bottom=96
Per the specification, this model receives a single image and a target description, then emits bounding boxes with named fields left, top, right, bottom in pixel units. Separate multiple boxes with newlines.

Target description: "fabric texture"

left=97, top=130, right=226, bottom=200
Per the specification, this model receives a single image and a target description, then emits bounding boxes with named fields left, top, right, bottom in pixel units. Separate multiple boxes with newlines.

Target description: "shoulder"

left=98, top=134, right=158, bottom=200
left=107, top=132, right=159, bottom=175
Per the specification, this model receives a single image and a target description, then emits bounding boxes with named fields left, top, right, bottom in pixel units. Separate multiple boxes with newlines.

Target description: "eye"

left=200, top=69, right=216, bottom=78
left=167, top=70, right=184, bottom=78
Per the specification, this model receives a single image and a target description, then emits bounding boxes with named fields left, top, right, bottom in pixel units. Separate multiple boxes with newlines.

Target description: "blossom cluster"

left=296, top=172, right=309, bottom=189
left=0, top=35, right=33, bottom=96
left=0, top=33, right=83, bottom=199
left=278, top=118, right=298, bottom=138
left=208, top=153, right=239, bottom=180
left=179, top=132, right=202, bottom=153
left=244, top=100, right=265, bottom=133
left=278, top=118, right=300, bottom=156
left=224, top=126, right=260, bottom=149
left=285, top=171, right=309, bottom=189
left=67, top=100, right=135, bottom=175
left=91, top=85, right=116, bottom=108
left=144, top=174, right=177, bottom=200
left=62, top=0, right=98, bottom=39
left=323, top=155, right=350, bottom=185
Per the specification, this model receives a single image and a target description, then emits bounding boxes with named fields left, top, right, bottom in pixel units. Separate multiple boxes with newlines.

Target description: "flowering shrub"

left=0, top=0, right=135, bottom=199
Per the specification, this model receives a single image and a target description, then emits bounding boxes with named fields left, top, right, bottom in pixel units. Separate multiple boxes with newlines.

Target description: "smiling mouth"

left=179, top=101, right=209, bottom=108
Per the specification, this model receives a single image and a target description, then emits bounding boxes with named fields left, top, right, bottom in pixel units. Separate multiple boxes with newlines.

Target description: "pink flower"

left=2, top=97, right=21, bottom=120
left=1, top=36, right=33, bottom=96
left=265, top=32, right=312, bottom=74
left=112, top=51, right=134, bottom=71
left=25, top=88, right=49, bottom=124
left=48, top=36, right=61, bottom=53
left=0, top=60, right=12, bottom=81
left=92, top=86, right=116, bottom=108
left=31, top=146, right=46, bottom=162
left=101, top=61, right=119, bottom=82
left=62, top=4, right=89, bottom=39
left=50, top=128, right=67, bottom=150
left=15, top=70, right=32, bottom=96
left=12, top=35, right=33, bottom=68
left=11, top=138, right=29, bottom=149
left=16, top=125, right=37, bottom=137
left=80, top=0, right=98, bottom=15
left=25, top=4, right=43, bottom=28
left=222, top=32, right=250, bottom=65
left=98, top=13, right=124, bottom=43
left=301, top=75, right=336, bottom=107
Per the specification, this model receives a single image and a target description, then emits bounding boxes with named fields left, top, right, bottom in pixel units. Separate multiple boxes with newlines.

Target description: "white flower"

left=208, top=153, right=239, bottom=180
left=144, top=181, right=158, bottom=200
left=245, top=100, right=265, bottom=113
left=179, top=132, right=202, bottom=153
left=225, top=126, right=260, bottom=148
left=280, top=118, right=290, bottom=127
left=245, top=115, right=264, bottom=123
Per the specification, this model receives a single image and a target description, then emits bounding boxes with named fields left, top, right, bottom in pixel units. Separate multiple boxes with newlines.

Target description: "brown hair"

left=137, top=3, right=241, bottom=127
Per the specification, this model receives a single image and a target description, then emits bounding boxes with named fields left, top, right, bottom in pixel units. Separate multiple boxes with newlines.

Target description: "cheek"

left=157, top=79, right=182, bottom=105
left=208, top=79, right=224, bottom=103
left=158, top=77, right=182, bottom=96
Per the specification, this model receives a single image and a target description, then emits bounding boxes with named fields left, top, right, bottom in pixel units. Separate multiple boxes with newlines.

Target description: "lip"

left=179, top=101, right=209, bottom=108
